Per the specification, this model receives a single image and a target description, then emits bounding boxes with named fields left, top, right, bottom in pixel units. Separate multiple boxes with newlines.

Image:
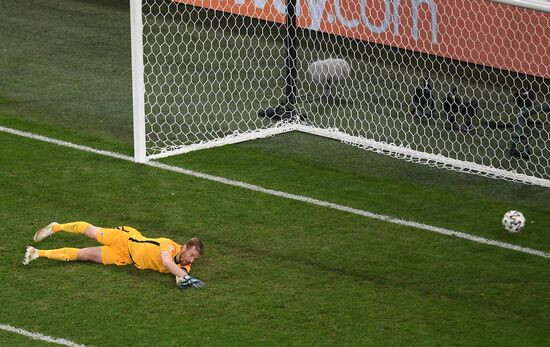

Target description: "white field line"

left=0, top=324, right=88, bottom=347
left=2, top=125, right=549, bottom=259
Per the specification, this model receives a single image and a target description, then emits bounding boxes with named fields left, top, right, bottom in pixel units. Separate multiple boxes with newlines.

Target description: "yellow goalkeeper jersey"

left=127, top=236, right=192, bottom=274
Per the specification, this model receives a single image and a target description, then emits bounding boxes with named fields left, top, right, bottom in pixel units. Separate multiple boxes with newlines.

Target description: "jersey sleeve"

left=159, top=240, right=177, bottom=255
left=180, top=263, right=192, bottom=274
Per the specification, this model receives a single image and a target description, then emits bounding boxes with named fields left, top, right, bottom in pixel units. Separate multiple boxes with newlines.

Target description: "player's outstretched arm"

left=160, top=250, right=188, bottom=278
left=160, top=250, right=206, bottom=290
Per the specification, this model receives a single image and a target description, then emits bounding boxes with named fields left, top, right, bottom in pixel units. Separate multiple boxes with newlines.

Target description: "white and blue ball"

left=502, top=210, right=525, bottom=233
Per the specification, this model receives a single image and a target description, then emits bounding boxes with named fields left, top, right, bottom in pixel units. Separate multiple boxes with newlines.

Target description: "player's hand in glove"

left=176, top=274, right=206, bottom=290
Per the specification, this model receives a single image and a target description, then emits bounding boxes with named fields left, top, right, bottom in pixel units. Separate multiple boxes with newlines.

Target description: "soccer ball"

left=502, top=210, right=526, bottom=233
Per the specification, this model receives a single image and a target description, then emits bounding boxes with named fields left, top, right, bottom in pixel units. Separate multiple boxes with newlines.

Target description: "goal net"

left=131, top=0, right=550, bottom=187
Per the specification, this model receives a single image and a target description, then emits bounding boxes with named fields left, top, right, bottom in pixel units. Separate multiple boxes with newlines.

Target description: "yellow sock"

left=38, top=248, right=79, bottom=261
left=52, top=221, right=91, bottom=234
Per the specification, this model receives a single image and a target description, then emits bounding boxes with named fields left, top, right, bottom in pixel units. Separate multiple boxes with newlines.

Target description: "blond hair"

left=185, top=237, right=204, bottom=256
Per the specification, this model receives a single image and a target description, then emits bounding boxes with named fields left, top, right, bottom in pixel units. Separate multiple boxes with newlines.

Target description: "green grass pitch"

left=1, top=1, right=550, bottom=345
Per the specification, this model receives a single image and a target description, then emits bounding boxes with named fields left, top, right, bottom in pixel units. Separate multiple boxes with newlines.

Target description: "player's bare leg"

left=23, top=246, right=103, bottom=264
left=76, top=247, right=103, bottom=263
left=28, top=221, right=103, bottom=265
left=34, top=221, right=100, bottom=242
left=82, top=225, right=100, bottom=241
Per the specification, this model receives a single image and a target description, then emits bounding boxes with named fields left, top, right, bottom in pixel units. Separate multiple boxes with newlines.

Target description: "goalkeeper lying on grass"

left=23, top=221, right=206, bottom=290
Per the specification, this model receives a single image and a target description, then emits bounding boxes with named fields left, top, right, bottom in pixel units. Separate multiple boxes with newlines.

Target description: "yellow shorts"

left=98, top=226, right=143, bottom=266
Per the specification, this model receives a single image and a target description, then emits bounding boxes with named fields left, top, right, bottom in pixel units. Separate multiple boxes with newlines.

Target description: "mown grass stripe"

left=1, top=125, right=549, bottom=259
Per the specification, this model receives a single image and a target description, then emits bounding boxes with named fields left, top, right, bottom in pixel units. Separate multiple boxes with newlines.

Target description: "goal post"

left=130, top=0, right=550, bottom=187
left=130, top=0, right=147, bottom=163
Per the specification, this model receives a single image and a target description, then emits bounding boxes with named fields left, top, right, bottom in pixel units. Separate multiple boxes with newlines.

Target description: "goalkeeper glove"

left=176, top=274, right=206, bottom=290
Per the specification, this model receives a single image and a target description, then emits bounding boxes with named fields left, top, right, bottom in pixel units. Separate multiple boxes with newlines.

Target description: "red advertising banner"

left=173, top=0, right=549, bottom=78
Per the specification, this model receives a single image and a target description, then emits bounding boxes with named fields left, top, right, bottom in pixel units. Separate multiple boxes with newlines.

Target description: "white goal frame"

left=130, top=0, right=550, bottom=187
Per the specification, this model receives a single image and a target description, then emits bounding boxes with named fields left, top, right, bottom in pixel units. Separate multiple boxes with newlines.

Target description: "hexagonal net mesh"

left=133, top=0, right=550, bottom=186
